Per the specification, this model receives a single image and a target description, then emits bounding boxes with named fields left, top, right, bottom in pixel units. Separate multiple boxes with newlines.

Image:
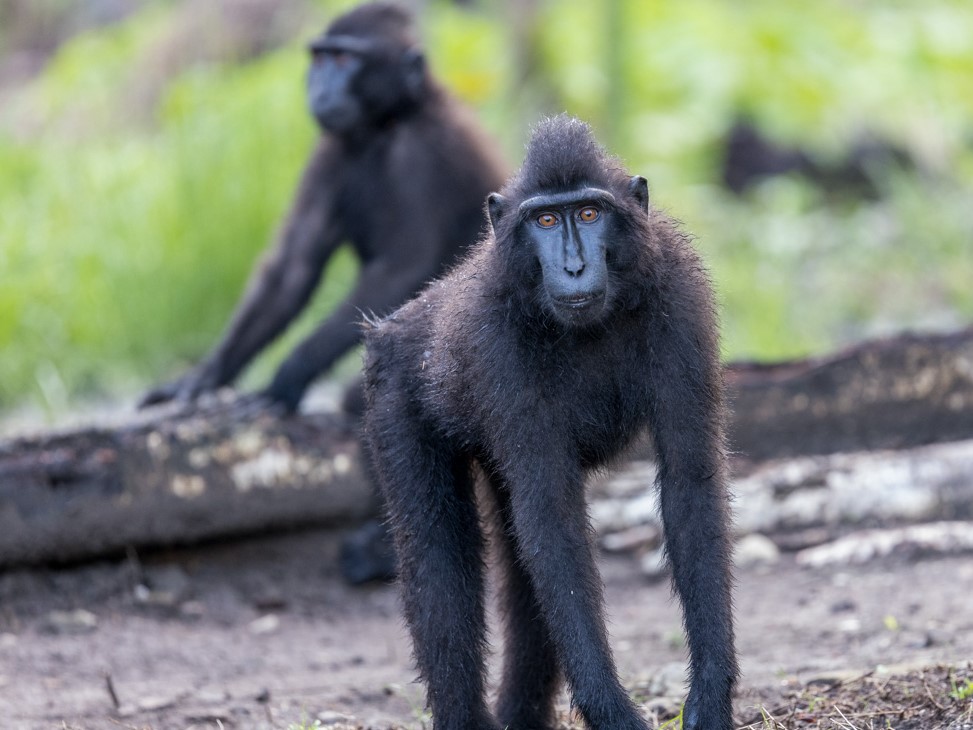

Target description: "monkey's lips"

left=554, top=291, right=605, bottom=310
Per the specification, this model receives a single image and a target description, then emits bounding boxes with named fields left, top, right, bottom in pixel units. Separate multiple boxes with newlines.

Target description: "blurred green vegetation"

left=1, top=0, right=972, bottom=417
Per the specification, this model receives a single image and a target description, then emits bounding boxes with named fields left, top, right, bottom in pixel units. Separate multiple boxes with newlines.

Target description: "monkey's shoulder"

left=381, top=97, right=505, bottom=181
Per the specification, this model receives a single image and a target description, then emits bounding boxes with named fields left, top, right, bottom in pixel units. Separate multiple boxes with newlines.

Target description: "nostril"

left=564, top=262, right=585, bottom=277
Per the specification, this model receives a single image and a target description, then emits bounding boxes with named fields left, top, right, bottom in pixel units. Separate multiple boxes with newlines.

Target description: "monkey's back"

left=330, top=87, right=507, bottom=271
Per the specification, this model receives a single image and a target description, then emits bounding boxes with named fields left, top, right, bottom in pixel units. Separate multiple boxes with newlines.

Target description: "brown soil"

left=740, top=664, right=973, bottom=729
left=1, top=527, right=971, bottom=730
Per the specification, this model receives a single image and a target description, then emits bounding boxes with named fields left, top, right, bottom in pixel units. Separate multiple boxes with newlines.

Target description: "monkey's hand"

left=258, top=370, right=306, bottom=415
left=340, top=519, right=397, bottom=585
left=682, top=679, right=734, bottom=730
left=137, top=365, right=222, bottom=410
left=228, top=390, right=294, bottom=419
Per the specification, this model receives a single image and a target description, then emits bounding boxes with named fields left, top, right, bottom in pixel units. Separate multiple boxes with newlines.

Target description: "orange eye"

left=578, top=206, right=599, bottom=223
left=536, top=212, right=559, bottom=228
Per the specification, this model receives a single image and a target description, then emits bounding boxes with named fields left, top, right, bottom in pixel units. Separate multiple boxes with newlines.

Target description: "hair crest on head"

left=328, top=2, right=417, bottom=47
left=506, top=115, right=628, bottom=198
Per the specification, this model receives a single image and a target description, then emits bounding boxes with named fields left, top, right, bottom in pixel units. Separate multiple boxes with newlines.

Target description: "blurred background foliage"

left=1, top=0, right=972, bottom=419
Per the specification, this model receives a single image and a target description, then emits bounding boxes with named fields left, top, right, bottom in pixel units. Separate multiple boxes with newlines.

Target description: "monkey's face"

left=306, top=34, right=367, bottom=133
left=488, top=175, right=649, bottom=329
left=306, top=32, right=426, bottom=135
left=490, top=180, right=647, bottom=328
left=521, top=191, right=614, bottom=327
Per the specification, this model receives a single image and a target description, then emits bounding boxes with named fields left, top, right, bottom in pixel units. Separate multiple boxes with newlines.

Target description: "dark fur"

left=329, top=2, right=415, bottom=43
left=722, top=118, right=913, bottom=197
left=364, top=116, right=737, bottom=730
left=140, top=2, right=507, bottom=413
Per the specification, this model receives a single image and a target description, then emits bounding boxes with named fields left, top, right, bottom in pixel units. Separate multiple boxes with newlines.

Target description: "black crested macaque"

left=140, top=2, right=506, bottom=414
left=363, top=116, right=737, bottom=730
left=722, top=118, right=914, bottom=197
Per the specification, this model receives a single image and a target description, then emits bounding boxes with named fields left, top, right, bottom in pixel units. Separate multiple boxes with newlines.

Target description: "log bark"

left=592, top=439, right=973, bottom=562
left=0, top=402, right=374, bottom=567
left=726, top=326, right=973, bottom=461
left=1, top=326, right=972, bottom=568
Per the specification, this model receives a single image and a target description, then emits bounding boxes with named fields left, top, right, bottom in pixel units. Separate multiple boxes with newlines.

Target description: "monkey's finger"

left=136, top=383, right=181, bottom=409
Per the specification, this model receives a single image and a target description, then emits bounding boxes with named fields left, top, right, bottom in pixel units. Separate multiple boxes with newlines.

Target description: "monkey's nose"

left=563, top=256, right=585, bottom=276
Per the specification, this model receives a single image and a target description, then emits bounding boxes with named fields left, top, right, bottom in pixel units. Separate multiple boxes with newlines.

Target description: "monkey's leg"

left=658, top=465, right=737, bottom=730
left=269, top=256, right=448, bottom=410
left=491, top=480, right=561, bottom=730
left=373, top=433, right=495, bottom=730
left=649, top=344, right=738, bottom=730
left=502, top=453, right=648, bottom=730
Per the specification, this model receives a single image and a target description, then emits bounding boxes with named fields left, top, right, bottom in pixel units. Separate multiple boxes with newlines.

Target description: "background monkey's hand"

left=137, top=364, right=222, bottom=409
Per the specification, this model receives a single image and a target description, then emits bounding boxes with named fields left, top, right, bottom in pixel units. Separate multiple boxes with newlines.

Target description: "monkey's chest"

left=577, top=381, right=648, bottom=466
left=531, top=349, right=651, bottom=466
left=335, top=177, right=391, bottom=255
left=334, top=147, right=400, bottom=256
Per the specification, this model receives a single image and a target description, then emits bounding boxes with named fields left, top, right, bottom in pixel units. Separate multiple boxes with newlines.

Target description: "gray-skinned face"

left=306, top=36, right=367, bottom=133
left=487, top=176, right=649, bottom=327
left=306, top=33, right=426, bottom=135
left=525, top=192, right=613, bottom=316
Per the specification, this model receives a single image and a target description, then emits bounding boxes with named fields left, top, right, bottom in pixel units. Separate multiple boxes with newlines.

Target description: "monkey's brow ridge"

left=518, top=187, right=615, bottom=214
left=309, top=35, right=379, bottom=54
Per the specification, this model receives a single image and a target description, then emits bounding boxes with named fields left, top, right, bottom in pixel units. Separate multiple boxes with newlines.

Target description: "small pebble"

left=317, top=710, right=354, bottom=725
left=41, top=609, right=97, bottom=635
left=249, top=614, right=280, bottom=635
left=734, top=534, right=781, bottom=567
left=639, top=547, right=667, bottom=580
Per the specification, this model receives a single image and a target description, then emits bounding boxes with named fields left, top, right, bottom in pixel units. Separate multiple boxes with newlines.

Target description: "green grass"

left=688, top=171, right=973, bottom=362
left=658, top=705, right=684, bottom=728
left=2, top=0, right=972, bottom=415
left=286, top=712, right=324, bottom=730
left=0, top=16, right=355, bottom=412
left=951, top=676, right=973, bottom=702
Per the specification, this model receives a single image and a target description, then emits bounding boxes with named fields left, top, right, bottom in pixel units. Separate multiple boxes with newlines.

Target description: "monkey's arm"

left=489, top=419, right=647, bottom=730
left=264, top=242, right=442, bottom=412
left=139, top=145, right=343, bottom=408
left=646, top=297, right=737, bottom=730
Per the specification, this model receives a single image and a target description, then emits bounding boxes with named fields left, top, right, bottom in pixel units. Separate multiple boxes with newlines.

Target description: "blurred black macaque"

left=722, top=118, right=914, bottom=197
left=363, top=116, right=737, bottom=730
left=140, top=2, right=506, bottom=415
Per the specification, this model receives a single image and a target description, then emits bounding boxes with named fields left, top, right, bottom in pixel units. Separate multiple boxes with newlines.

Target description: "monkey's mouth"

left=554, top=291, right=604, bottom=310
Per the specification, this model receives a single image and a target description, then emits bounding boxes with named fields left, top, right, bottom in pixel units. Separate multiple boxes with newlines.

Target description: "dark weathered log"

left=0, top=401, right=374, bottom=567
left=727, top=326, right=973, bottom=461
left=1, top=327, right=972, bottom=568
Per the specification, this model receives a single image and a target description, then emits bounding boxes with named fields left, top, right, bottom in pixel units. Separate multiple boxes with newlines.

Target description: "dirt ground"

left=1, top=526, right=972, bottom=730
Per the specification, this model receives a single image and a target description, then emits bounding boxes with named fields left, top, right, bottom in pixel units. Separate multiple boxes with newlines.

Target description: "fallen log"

left=1, top=327, right=972, bottom=568
left=592, top=438, right=973, bottom=572
left=594, top=439, right=973, bottom=539
left=0, top=401, right=374, bottom=567
left=794, top=521, right=973, bottom=568
left=726, top=326, right=973, bottom=460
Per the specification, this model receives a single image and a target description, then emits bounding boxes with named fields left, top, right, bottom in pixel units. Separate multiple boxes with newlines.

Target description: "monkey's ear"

left=487, top=193, right=507, bottom=232
left=402, top=48, right=426, bottom=99
left=628, top=175, right=649, bottom=214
